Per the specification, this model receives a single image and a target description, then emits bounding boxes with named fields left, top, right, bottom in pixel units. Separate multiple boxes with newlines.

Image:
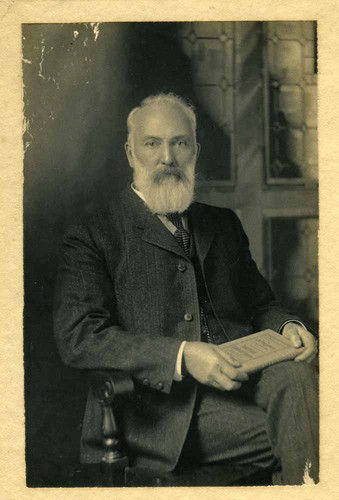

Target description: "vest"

left=189, top=228, right=228, bottom=345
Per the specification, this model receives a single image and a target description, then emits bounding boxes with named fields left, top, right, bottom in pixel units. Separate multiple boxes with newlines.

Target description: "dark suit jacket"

left=53, top=185, right=300, bottom=472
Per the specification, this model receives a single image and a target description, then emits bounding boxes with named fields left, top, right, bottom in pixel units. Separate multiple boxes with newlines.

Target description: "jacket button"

left=178, top=263, right=186, bottom=272
left=156, top=382, right=164, bottom=390
left=142, top=378, right=150, bottom=386
left=184, top=313, right=193, bottom=322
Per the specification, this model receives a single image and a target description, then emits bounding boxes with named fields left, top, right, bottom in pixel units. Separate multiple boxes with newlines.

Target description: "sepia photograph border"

left=0, top=1, right=338, bottom=499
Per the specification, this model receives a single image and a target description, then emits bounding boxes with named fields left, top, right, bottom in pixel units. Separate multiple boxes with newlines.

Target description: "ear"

left=196, top=142, right=201, bottom=160
left=125, top=142, right=134, bottom=169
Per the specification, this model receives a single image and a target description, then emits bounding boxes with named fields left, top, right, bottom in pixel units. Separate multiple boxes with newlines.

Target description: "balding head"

left=127, top=93, right=197, bottom=146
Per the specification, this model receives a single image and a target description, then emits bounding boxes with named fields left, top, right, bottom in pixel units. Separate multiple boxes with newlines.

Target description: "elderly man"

left=54, top=93, right=318, bottom=485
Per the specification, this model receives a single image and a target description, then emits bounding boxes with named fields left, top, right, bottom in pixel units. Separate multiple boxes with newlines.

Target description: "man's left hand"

left=281, top=322, right=318, bottom=363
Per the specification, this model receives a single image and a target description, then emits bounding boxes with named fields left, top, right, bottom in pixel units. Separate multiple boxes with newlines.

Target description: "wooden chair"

left=90, top=370, right=273, bottom=487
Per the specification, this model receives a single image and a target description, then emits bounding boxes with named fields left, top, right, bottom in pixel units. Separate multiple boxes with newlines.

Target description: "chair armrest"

left=90, top=370, right=134, bottom=404
left=89, top=370, right=134, bottom=486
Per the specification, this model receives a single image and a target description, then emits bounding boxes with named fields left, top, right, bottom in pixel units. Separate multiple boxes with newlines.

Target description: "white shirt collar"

left=131, top=182, right=147, bottom=203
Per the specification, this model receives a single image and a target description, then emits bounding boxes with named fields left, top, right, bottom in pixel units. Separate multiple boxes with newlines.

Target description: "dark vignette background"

left=23, top=22, right=231, bottom=486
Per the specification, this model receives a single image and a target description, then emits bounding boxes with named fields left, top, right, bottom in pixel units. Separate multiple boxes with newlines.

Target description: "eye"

left=145, top=140, right=158, bottom=148
left=176, top=139, right=187, bottom=147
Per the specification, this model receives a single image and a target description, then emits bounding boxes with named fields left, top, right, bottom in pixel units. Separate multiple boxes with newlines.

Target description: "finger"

left=295, top=332, right=318, bottom=361
left=295, top=353, right=315, bottom=363
left=218, top=349, right=241, bottom=367
left=287, top=331, right=303, bottom=348
left=219, top=363, right=249, bottom=382
left=299, top=329, right=318, bottom=350
left=232, top=369, right=249, bottom=382
left=295, top=348, right=316, bottom=363
left=294, top=324, right=317, bottom=347
left=226, top=380, right=242, bottom=391
left=213, top=373, right=242, bottom=391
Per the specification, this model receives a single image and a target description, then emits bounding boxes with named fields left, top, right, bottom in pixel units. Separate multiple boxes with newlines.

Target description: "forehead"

left=133, top=102, right=195, bottom=138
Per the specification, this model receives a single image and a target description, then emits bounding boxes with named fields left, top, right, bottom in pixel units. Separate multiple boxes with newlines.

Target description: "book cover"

left=219, top=329, right=305, bottom=374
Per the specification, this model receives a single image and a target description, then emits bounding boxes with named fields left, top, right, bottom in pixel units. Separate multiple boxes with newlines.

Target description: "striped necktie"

left=165, top=213, right=190, bottom=257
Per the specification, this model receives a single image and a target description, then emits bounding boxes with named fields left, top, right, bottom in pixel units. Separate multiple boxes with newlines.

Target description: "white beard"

left=132, top=158, right=196, bottom=215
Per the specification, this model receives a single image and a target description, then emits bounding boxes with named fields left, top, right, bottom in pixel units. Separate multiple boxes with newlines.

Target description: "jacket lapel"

left=142, top=216, right=188, bottom=260
left=120, top=185, right=188, bottom=260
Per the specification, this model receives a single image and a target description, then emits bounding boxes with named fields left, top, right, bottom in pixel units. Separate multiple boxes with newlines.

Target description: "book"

left=219, top=329, right=305, bottom=374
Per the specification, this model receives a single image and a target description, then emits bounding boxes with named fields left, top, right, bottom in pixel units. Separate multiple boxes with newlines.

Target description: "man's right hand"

left=183, top=341, right=249, bottom=391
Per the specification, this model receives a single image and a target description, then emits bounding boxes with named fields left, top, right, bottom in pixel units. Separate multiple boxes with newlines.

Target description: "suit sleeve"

left=229, top=211, right=304, bottom=333
left=53, top=222, right=182, bottom=394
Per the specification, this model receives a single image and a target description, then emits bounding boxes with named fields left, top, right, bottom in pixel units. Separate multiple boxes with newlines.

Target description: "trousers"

left=179, top=360, right=319, bottom=485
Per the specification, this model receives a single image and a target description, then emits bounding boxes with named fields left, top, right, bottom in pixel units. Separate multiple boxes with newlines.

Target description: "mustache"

left=152, top=165, right=188, bottom=184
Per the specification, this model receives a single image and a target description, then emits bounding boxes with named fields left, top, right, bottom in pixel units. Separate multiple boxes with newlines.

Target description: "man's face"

left=125, top=101, right=200, bottom=214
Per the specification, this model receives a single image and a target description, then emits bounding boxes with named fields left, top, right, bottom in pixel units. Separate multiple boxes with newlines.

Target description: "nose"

left=160, top=142, right=175, bottom=166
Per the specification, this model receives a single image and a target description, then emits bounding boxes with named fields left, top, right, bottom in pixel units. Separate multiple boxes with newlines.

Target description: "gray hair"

left=126, top=93, right=197, bottom=144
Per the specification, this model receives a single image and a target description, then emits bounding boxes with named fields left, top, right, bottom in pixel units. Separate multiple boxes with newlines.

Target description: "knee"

left=263, top=360, right=318, bottom=390
left=281, top=359, right=316, bottom=377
